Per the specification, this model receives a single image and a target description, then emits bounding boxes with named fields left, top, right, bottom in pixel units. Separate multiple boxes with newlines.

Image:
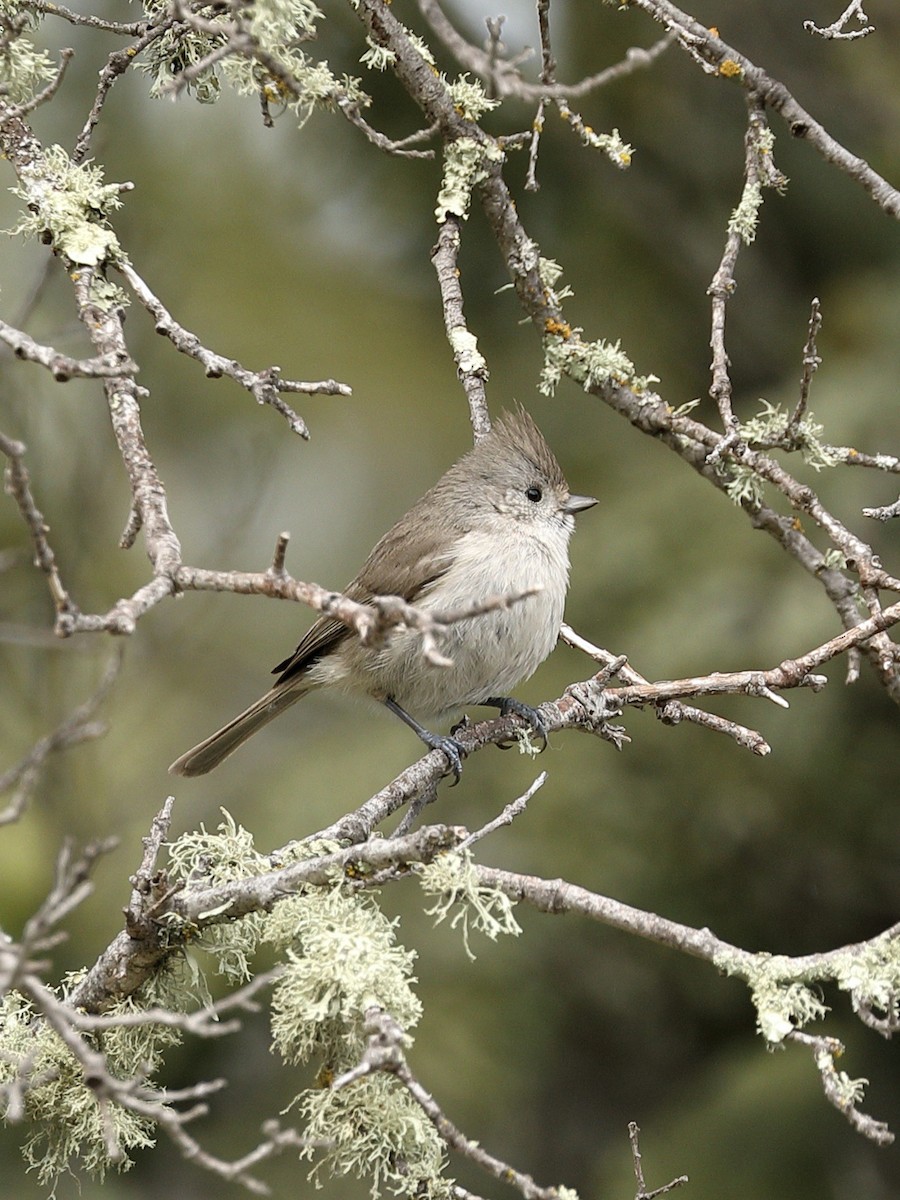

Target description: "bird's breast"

left=366, top=523, right=572, bottom=715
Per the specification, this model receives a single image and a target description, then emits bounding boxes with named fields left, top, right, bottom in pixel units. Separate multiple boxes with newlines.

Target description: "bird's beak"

left=563, top=493, right=598, bottom=515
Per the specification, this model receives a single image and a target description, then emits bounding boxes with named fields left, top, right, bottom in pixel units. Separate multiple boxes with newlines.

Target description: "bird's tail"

left=168, top=682, right=310, bottom=776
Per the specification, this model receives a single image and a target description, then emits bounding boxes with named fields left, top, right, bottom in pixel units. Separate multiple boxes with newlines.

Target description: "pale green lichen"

left=821, top=548, right=848, bottom=571
left=536, top=262, right=657, bottom=395
left=0, top=989, right=158, bottom=1186
left=723, top=463, right=765, bottom=508
left=406, top=30, right=436, bottom=68
left=139, top=0, right=367, bottom=120
left=267, top=865, right=454, bottom=1197
left=729, top=178, right=763, bottom=245
left=832, top=933, right=900, bottom=1024
left=297, top=1072, right=452, bottom=1198
left=448, top=327, right=487, bottom=376
left=754, top=979, right=828, bottom=1043
left=740, top=399, right=840, bottom=470
left=418, top=850, right=521, bottom=960
left=0, top=7, right=54, bottom=105
left=538, top=256, right=574, bottom=303
left=560, top=111, right=633, bottom=169
left=166, top=809, right=271, bottom=982
left=722, top=399, right=839, bottom=506
left=269, top=884, right=422, bottom=1064
left=360, top=39, right=395, bottom=71
left=714, top=951, right=828, bottom=1043
left=446, top=74, right=500, bottom=121
left=539, top=330, right=658, bottom=398
left=729, top=125, right=787, bottom=244
left=9, top=145, right=126, bottom=267
left=435, top=136, right=504, bottom=223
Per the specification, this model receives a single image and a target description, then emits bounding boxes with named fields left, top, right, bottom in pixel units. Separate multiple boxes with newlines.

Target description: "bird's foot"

left=418, top=729, right=467, bottom=784
left=486, top=696, right=549, bottom=753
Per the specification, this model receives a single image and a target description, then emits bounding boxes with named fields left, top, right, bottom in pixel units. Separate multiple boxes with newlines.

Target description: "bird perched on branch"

left=170, top=408, right=596, bottom=779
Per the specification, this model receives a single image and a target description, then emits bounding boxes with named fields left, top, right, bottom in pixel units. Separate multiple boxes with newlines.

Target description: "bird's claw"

left=434, top=735, right=467, bottom=784
left=491, top=697, right=549, bottom=753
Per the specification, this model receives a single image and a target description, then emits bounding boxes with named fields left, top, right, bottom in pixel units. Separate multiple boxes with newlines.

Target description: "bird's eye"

left=525, top=485, right=543, bottom=503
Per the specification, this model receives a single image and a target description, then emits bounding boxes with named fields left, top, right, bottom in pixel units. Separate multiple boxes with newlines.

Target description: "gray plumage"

left=169, top=408, right=595, bottom=777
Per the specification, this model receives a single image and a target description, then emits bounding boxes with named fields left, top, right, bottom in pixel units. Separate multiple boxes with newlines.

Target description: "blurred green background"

left=1, top=0, right=899, bottom=1197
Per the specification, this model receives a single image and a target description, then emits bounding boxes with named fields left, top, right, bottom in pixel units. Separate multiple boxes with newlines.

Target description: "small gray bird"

left=169, top=408, right=596, bottom=778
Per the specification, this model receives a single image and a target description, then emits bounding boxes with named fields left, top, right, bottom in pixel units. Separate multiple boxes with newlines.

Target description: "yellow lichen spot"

left=583, top=125, right=594, bottom=136
left=719, top=59, right=743, bottom=78
left=847, top=447, right=859, bottom=459
left=544, top=318, right=572, bottom=339
left=791, top=516, right=804, bottom=532
left=709, top=26, right=719, bottom=37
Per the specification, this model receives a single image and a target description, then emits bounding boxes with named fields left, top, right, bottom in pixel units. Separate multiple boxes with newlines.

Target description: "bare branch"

left=417, top=0, right=673, bottom=103
left=72, top=17, right=177, bottom=163
left=458, top=773, right=546, bottom=851
left=804, top=2, right=874, bottom=40
left=624, top=0, right=899, bottom=216
left=0, top=315, right=136, bottom=379
left=20, top=2, right=146, bottom=34
left=707, top=95, right=784, bottom=451
left=788, top=1030, right=892, bottom=1144
left=863, top=496, right=900, bottom=521
left=786, top=297, right=823, bottom=436
left=1, top=429, right=77, bottom=622
left=334, top=1008, right=564, bottom=1200
left=628, top=1122, right=688, bottom=1200
left=430, top=216, right=492, bottom=439
left=0, top=648, right=122, bottom=825
left=117, top=260, right=351, bottom=436
left=339, top=98, right=437, bottom=157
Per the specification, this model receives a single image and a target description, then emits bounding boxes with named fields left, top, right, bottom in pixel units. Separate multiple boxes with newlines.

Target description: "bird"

left=169, top=408, right=596, bottom=779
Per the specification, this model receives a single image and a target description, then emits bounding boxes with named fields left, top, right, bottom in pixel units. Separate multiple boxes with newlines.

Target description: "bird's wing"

left=272, top=510, right=459, bottom=685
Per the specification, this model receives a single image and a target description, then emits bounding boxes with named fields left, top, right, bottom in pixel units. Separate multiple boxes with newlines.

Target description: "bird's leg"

left=484, top=696, right=549, bottom=752
left=384, top=697, right=467, bottom=783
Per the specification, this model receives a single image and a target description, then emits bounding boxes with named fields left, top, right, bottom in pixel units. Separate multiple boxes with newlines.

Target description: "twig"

left=623, top=0, right=899, bottom=217
left=458, top=773, right=546, bottom=850
left=334, top=1009, right=563, bottom=1200
left=834, top=447, right=900, bottom=473
left=0, top=46, right=74, bottom=121
left=340, top=99, right=437, bottom=157
left=22, top=2, right=146, bottom=34
left=417, top=0, right=673, bottom=102
left=804, top=2, right=874, bottom=40
left=785, top=297, right=822, bottom=436
left=0, top=648, right=123, bottom=824
left=0, top=430, right=77, bottom=622
left=707, top=95, right=768, bottom=449
left=430, top=216, right=491, bottom=438
left=559, top=624, right=770, bottom=755
left=523, top=0, right=555, bottom=191
left=0, top=316, right=137, bottom=379
left=628, top=1122, right=688, bottom=1200
left=863, top=496, right=900, bottom=521
left=70, top=822, right=466, bottom=1013
left=117, top=260, right=350, bottom=436
left=72, top=18, right=176, bottom=163
left=1, top=837, right=119, bottom=993
left=787, top=1030, right=892, bottom=1144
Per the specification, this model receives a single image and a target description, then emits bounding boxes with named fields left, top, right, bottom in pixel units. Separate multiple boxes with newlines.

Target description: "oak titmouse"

left=169, top=408, right=596, bottom=778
